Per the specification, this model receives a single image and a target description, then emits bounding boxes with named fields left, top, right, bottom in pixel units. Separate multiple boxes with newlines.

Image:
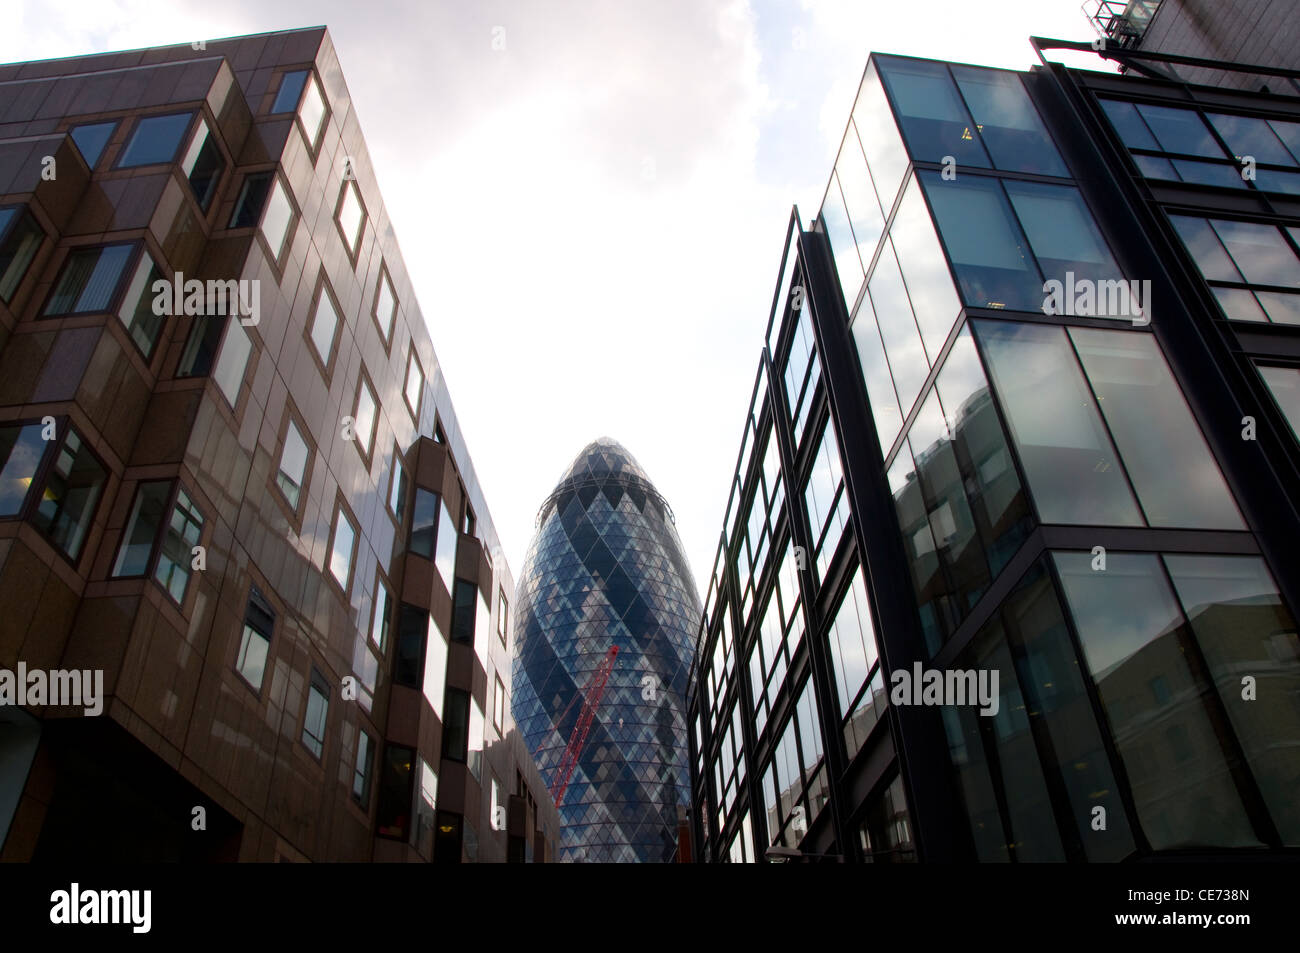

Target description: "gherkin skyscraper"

left=512, top=439, right=700, bottom=862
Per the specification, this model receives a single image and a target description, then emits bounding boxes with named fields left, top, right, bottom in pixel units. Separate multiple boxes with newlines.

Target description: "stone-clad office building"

left=0, top=27, right=558, bottom=862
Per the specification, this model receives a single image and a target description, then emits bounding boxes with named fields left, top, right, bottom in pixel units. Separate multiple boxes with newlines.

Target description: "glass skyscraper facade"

left=513, top=439, right=700, bottom=862
left=689, top=40, right=1300, bottom=862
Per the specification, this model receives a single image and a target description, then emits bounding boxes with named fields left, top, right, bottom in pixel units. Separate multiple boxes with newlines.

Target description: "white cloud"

left=5, top=0, right=1111, bottom=594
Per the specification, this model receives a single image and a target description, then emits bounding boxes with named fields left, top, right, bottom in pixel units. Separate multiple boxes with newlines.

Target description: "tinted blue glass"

left=877, top=56, right=990, bottom=168
left=951, top=66, right=1068, bottom=176
left=1003, top=180, right=1122, bottom=292
left=1135, top=103, right=1222, bottom=157
left=272, top=70, right=309, bottom=114
left=1208, top=113, right=1296, bottom=166
left=118, top=113, right=192, bottom=167
left=70, top=121, right=116, bottom=167
left=1099, top=99, right=1158, bottom=150
left=513, top=440, right=698, bottom=862
left=1172, top=159, right=1247, bottom=188
left=919, top=171, right=1043, bottom=312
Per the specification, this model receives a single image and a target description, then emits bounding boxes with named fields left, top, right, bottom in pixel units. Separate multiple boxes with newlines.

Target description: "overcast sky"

left=5, top=0, right=1110, bottom=589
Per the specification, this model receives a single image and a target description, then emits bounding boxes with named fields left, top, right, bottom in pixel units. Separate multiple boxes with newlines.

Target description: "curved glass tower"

left=513, top=439, right=700, bottom=862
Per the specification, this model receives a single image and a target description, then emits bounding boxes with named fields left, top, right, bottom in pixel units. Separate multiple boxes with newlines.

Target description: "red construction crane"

left=544, top=645, right=619, bottom=807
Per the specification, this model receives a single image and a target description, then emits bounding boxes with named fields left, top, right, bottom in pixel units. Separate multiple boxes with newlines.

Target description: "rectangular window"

left=394, top=603, right=427, bottom=689
left=404, top=349, right=423, bottom=417
left=435, top=497, right=458, bottom=591
left=0, top=422, right=51, bottom=517
left=352, top=373, right=378, bottom=460
left=69, top=121, right=116, bottom=168
left=803, top=418, right=848, bottom=578
left=180, top=116, right=225, bottom=211
left=370, top=573, right=392, bottom=653
left=111, top=481, right=171, bottom=577
left=443, top=688, right=470, bottom=761
left=498, top=587, right=509, bottom=645
left=328, top=503, right=357, bottom=592
left=375, top=743, right=414, bottom=839
left=409, top=488, right=438, bottom=558
left=229, top=172, right=272, bottom=229
left=118, top=112, right=192, bottom=167
left=1164, top=554, right=1300, bottom=844
left=352, top=732, right=374, bottom=808
left=388, top=450, right=408, bottom=523
left=44, top=243, right=133, bottom=316
left=30, top=426, right=107, bottom=562
left=468, top=698, right=485, bottom=781
left=1258, top=364, right=1300, bottom=443
left=275, top=419, right=309, bottom=510
left=153, top=488, right=204, bottom=604
left=1171, top=216, right=1300, bottom=325
left=308, top=281, right=340, bottom=368
left=950, top=65, right=1067, bottom=176
left=417, top=762, right=438, bottom=857
left=451, top=579, right=477, bottom=644
left=1053, top=552, right=1262, bottom=849
left=115, top=250, right=166, bottom=359
left=236, top=587, right=275, bottom=691
left=272, top=70, right=309, bottom=114
left=176, top=314, right=225, bottom=378
left=1068, top=328, right=1244, bottom=529
left=0, top=206, right=44, bottom=304
left=302, top=668, right=330, bottom=759
left=877, top=56, right=991, bottom=170
left=493, top=673, right=505, bottom=733
left=974, top=320, right=1141, bottom=526
left=373, top=266, right=396, bottom=342
left=260, top=177, right=294, bottom=264
left=337, top=180, right=365, bottom=257
left=212, top=318, right=251, bottom=408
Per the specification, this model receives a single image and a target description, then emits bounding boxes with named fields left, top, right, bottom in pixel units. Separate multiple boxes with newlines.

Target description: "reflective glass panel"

left=877, top=56, right=990, bottom=168
left=975, top=321, right=1141, bottom=526
left=118, top=112, right=191, bottom=167
left=951, top=66, right=1068, bottom=176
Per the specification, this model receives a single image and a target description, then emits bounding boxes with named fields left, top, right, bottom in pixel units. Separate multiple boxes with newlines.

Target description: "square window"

left=329, top=502, right=357, bottom=592
left=302, top=668, right=330, bottom=759
left=0, top=422, right=52, bottom=518
left=180, top=117, right=225, bottom=211
left=0, top=206, right=44, bottom=304
left=373, top=266, right=396, bottom=343
left=43, top=244, right=134, bottom=316
left=404, top=349, right=423, bottom=417
left=336, top=180, right=365, bottom=257
left=276, top=418, right=310, bottom=510
left=236, top=587, right=275, bottom=691
left=352, top=372, right=379, bottom=460
left=69, top=121, right=116, bottom=168
left=118, top=112, right=192, bottom=168
left=30, top=426, right=107, bottom=562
